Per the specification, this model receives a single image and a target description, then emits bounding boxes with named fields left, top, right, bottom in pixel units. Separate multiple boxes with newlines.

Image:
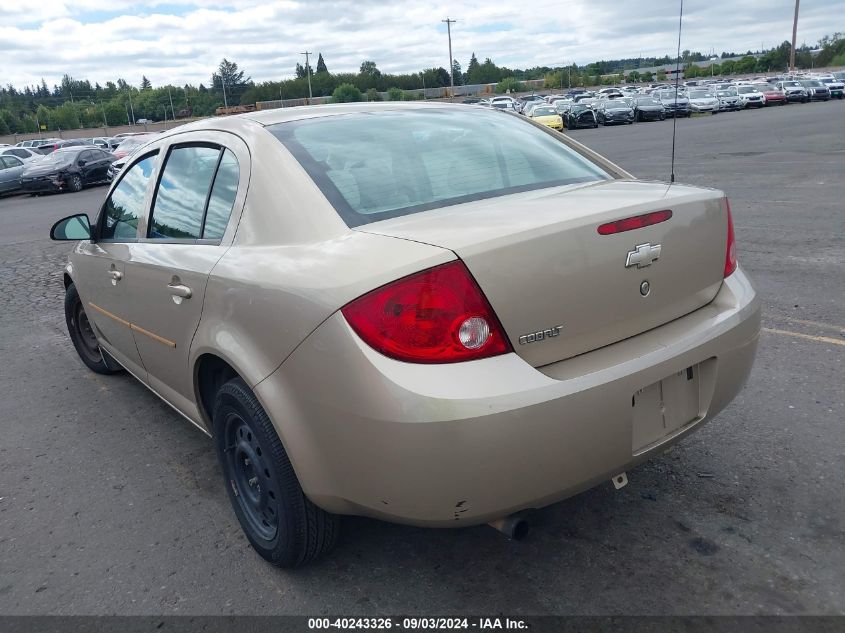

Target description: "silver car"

left=50, top=103, right=760, bottom=567
left=0, top=155, right=26, bottom=193
left=687, top=89, right=721, bottom=113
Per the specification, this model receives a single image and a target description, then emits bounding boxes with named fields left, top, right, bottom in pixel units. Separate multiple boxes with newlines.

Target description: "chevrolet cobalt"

left=51, top=103, right=760, bottom=567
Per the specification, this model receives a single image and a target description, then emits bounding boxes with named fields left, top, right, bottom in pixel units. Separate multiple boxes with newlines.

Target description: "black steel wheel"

left=64, top=283, right=122, bottom=374
left=213, top=377, right=338, bottom=567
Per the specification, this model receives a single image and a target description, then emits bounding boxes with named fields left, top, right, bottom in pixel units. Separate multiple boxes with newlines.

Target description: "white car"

left=0, top=147, right=44, bottom=163
left=735, top=85, right=765, bottom=108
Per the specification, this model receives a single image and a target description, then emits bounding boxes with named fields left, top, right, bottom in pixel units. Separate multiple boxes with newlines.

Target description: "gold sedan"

left=50, top=103, right=759, bottom=567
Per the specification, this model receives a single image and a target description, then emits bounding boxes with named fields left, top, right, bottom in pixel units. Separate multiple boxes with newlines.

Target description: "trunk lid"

left=358, top=180, right=728, bottom=367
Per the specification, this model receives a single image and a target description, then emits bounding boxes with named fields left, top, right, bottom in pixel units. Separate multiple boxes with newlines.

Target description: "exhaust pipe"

left=488, top=513, right=531, bottom=540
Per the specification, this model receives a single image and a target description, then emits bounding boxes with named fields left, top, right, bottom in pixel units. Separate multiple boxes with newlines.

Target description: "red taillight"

left=341, top=260, right=512, bottom=363
left=724, top=198, right=737, bottom=277
left=597, top=209, right=673, bottom=235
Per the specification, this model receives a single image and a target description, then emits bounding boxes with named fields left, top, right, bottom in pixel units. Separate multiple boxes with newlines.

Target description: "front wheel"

left=64, top=283, right=122, bottom=374
left=213, top=378, right=338, bottom=567
left=68, top=174, right=83, bottom=192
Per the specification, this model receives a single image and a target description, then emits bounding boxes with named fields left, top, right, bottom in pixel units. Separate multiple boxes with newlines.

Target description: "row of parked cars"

left=465, top=71, right=844, bottom=131
left=0, top=132, right=159, bottom=196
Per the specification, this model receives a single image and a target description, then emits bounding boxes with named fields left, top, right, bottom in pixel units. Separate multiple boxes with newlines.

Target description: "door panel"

left=70, top=243, right=147, bottom=379
left=123, top=244, right=226, bottom=412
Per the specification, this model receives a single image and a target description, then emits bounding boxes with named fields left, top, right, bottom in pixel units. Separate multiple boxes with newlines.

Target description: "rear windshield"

left=269, top=108, right=610, bottom=227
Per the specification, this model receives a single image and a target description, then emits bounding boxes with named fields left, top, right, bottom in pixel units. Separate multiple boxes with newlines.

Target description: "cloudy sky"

left=2, top=0, right=842, bottom=89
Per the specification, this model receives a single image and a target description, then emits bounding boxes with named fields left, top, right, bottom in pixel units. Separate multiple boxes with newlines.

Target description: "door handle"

left=167, top=283, right=192, bottom=299
left=109, top=270, right=123, bottom=281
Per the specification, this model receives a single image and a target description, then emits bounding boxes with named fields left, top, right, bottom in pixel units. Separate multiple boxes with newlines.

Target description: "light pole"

left=301, top=51, right=313, bottom=103
left=127, top=90, right=135, bottom=125
left=442, top=18, right=456, bottom=98
left=790, top=0, right=800, bottom=70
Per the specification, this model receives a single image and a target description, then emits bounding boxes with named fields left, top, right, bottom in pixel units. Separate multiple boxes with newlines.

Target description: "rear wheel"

left=64, top=283, right=122, bottom=374
left=213, top=378, right=338, bottom=567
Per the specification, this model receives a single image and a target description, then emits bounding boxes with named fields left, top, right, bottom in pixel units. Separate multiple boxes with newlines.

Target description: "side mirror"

left=50, top=214, right=91, bottom=241
left=78, top=160, right=87, bottom=166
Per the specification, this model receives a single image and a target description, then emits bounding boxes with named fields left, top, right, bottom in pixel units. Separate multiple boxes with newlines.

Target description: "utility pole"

left=127, top=90, right=135, bottom=125
left=221, top=75, right=228, bottom=110
left=790, top=0, right=800, bottom=70
left=301, top=51, right=313, bottom=103
left=442, top=18, right=456, bottom=98
left=99, top=100, right=107, bottom=126
left=168, top=88, right=176, bottom=120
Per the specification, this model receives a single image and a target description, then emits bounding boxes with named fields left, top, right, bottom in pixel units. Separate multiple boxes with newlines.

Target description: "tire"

left=64, top=283, right=122, bottom=375
left=69, top=174, right=83, bottom=192
left=213, top=377, right=338, bottom=567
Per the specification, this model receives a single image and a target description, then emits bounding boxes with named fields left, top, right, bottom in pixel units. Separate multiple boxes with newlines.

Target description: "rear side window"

left=202, top=149, right=239, bottom=240
left=269, top=108, right=610, bottom=227
left=149, top=145, right=220, bottom=239
left=101, top=153, right=158, bottom=240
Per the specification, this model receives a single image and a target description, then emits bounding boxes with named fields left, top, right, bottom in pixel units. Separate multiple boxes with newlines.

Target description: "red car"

left=754, top=84, right=787, bottom=106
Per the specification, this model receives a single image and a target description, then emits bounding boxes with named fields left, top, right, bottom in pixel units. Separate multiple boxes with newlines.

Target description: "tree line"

left=1, top=33, right=842, bottom=135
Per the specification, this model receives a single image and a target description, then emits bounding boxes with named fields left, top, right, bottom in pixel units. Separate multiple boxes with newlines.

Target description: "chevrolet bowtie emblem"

left=625, top=242, right=662, bottom=269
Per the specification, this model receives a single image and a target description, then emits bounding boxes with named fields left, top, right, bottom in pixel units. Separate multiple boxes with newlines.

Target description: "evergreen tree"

left=451, top=60, right=463, bottom=85
left=466, top=53, right=481, bottom=83
left=316, top=53, right=328, bottom=74
left=141, top=76, right=152, bottom=90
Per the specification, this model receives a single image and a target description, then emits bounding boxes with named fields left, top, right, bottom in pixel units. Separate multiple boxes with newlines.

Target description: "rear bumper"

left=256, top=268, right=760, bottom=527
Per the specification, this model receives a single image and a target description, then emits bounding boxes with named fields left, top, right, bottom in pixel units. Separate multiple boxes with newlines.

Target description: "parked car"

left=799, top=80, right=830, bottom=101
left=527, top=105, right=563, bottom=131
left=50, top=103, right=759, bottom=567
left=85, top=137, right=114, bottom=150
left=136, top=118, right=152, bottom=124
left=753, top=84, right=786, bottom=106
left=561, top=103, right=597, bottom=129
left=687, top=89, right=721, bottom=114
left=735, top=85, right=765, bottom=108
left=33, top=139, right=89, bottom=155
left=774, top=80, right=809, bottom=102
left=0, top=155, right=27, bottom=194
left=716, top=88, right=742, bottom=111
left=112, top=134, right=158, bottom=160
left=819, top=77, right=844, bottom=99
left=655, top=91, right=692, bottom=117
left=595, top=100, right=635, bottom=125
left=0, top=147, right=44, bottom=163
left=630, top=97, right=666, bottom=121
left=20, top=147, right=115, bottom=194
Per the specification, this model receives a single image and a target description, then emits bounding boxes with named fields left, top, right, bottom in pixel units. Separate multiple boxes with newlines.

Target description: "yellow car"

left=528, top=104, right=564, bottom=130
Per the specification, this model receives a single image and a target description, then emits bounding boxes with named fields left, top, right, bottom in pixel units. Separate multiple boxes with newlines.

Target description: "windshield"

left=117, top=136, right=154, bottom=151
left=635, top=98, right=661, bottom=105
left=689, top=90, right=715, bottom=98
left=269, top=109, right=610, bottom=227
left=736, top=86, right=756, bottom=94
left=531, top=107, right=557, bottom=116
left=754, top=84, right=774, bottom=91
left=604, top=102, right=630, bottom=110
left=38, top=150, right=76, bottom=166
left=803, top=80, right=822, bottom=87
left=717, top=89, right=737, bottom=97
left=782, top=81, right=802, bottom=87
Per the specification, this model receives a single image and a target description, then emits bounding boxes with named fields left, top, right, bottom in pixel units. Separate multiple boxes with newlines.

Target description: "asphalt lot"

left=0, top=101, right=843, bottom=616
